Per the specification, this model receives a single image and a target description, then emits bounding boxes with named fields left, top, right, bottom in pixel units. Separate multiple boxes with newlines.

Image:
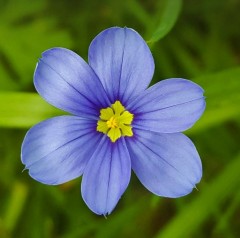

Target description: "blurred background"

left=0, top=0, right=240, bottom=237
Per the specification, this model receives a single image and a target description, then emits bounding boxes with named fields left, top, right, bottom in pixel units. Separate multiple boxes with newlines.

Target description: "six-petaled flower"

left=21, top=27, right=206, bottom=215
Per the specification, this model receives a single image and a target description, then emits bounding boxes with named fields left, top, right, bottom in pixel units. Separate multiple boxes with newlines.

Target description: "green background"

left=0, top=0, right=240, bottom=237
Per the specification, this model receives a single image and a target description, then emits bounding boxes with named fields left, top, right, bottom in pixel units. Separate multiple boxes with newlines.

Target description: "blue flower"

left=21, top=27, right=206, bottom=215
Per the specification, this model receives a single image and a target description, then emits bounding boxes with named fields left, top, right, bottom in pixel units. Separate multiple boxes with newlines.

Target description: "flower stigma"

left=106, top=117, right=118, bottom=128
left=97, top=101, right=134, bottom=142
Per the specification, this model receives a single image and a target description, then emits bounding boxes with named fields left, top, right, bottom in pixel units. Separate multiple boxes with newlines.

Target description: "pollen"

left=97, top=101, right=134, bottom=142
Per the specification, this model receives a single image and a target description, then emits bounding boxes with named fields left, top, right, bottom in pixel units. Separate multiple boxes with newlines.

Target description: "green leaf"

left=148, top=0, right=182, bottom=43
left=3, top=182, right=28, bottom=233
left=0, top=92, right=63, bottom=128
left=155, top=153, right=240, bottom=238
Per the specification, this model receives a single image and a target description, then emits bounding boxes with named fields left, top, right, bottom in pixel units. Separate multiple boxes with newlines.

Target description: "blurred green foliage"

left=0, top=0, right=240, bottom=237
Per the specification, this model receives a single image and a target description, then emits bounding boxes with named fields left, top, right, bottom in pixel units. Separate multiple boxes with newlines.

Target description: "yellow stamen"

left=106, top=116, right=118, bottom=128
left=97, top=101, right=134, bottom=142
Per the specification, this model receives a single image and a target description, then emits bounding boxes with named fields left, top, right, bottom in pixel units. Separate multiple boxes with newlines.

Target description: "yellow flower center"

left=97, top=101, right=134, bottom=142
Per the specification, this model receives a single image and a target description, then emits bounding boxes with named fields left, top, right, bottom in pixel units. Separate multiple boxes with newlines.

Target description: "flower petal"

left=21, top=116, right=102, bottom=185
left=128, top=78, right=206, bottom=133
left=34, top=47, right=110, bottom=118
left=81, top=137, right=131, bottom=215
left=126, top=129, right=202, bottom=198
left=88, top=27, right=154, bottom=104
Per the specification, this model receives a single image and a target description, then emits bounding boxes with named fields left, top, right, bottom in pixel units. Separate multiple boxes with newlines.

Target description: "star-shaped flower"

left=21, top=27, right=206, bottom=215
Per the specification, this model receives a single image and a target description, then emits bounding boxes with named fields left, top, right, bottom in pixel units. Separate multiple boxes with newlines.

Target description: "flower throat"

left=97, top=101, right=134, bottom=142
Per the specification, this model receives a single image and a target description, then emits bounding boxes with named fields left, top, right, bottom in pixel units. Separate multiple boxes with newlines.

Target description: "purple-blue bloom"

left=21, top=27, right=206, bottom=215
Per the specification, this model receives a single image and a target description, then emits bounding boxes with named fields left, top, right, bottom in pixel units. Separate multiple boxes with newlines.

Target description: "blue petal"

left=34, top=47, right=110, bottom=118
left=21, top=116, right=102, bottom=185
left=88, top=27, right=154, bottom=104
left=126, top=129, right=202, bottom=198
left=81, top=137, right=131, bottom=215
left=128, top=78, right=206, bottom=133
